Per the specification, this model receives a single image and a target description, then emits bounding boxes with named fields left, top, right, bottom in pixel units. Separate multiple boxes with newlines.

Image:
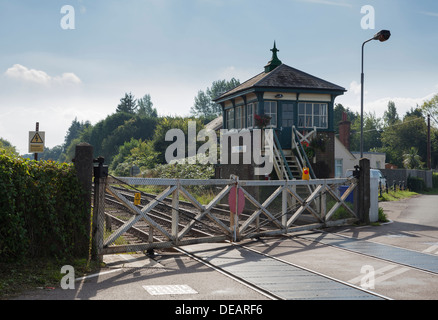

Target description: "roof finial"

left=265, top=41, right=282, bottom=73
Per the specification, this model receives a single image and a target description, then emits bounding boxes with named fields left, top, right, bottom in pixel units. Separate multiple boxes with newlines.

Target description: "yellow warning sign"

left=29, top=131, right=45, bottom=153
left=31, top=132, right=44, bottom=144
left=30, top=144, right=44, bottom=153
left=134, top=193, right=141, bottom=205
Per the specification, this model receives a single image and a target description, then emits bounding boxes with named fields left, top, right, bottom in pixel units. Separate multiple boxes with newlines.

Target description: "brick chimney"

left=338, top=112, right=351, bottom=151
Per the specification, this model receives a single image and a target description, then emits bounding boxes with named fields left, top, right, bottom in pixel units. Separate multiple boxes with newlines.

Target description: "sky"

left=1, top=0, right=438, bottom=154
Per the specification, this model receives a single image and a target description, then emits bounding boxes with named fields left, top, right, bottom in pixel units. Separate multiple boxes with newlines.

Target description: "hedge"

left=0, top=152, right=89, bottom=261
left=407, top=175, right=425, bottom=192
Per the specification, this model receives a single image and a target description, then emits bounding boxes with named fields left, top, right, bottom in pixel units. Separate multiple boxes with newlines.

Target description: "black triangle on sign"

left=31, top=133, right=43, bottom=144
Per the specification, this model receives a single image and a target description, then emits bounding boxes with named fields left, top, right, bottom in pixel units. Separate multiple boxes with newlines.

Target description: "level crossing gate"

left=92, top=173, right=358, bottom=257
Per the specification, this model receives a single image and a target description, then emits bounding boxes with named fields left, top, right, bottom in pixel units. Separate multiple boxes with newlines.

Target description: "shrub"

left=433, top=172, right=438, bottom=189
left=0, top=152, right=89, bottom=261
left=407, top=175, right=425, bottom=192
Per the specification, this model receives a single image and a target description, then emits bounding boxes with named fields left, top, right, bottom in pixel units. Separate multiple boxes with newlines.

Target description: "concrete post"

left=73, top=143, right=94, bottom=257
left=358, top=158, right=370, bottom=224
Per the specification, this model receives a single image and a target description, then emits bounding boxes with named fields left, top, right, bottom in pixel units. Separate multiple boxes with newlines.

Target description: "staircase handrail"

left=292, top=126, right=316, bottom=179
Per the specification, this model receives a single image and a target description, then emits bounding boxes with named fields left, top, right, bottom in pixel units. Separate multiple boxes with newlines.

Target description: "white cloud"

left=54, top=72, right=82, bottom=85
left=298, top=0, right=352, bottom=8
left=4, top=64, right=81, bottom=86
left=419, top=11, right=438, bottom=18
left=349, top=81, right=361, bottom=95
left=362, top=93, right=436, bottom=118
left=349, top=80, right=368, bottom=97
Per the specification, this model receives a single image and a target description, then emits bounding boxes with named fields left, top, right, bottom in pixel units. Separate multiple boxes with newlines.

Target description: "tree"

left=152, top=116, right=205, bottom=164
left=405, top=106, right=423, bottom=119
left=403, top=147, right=425, bottom=169
left=100, top=115, right=157, bottom=164
left=333, top=103, right=358, bottom=133
left=190, top=78, right=240, bottom=118
left=383, top=101, right=400, bottom=127
left=0, top=138, right=18, bottom=156
left=422, top=93, right=438, bottom=121
left=60, top=118, right=91, bottom=159
left=350, top=112, right=382, bottom=152
left=111, top=138, right=158, bottom=176
left=381, top=112, right=427, bottom=167
left=116, top=92, right=137, bottom=114
left=137, top=94, right=157, bottom=117
left=38, top=145, right=63, bottom=162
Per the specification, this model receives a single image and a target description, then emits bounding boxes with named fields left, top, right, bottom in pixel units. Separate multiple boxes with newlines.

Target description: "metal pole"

left=427, top=114, right=431, bottom=170
left=360, top=39, right=372, bottom=159
left=34, top=122, right=39, bottom=161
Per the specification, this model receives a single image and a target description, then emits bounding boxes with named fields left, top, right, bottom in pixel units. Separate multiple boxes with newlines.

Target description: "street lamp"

left=360, top=30, right=391, bottom=158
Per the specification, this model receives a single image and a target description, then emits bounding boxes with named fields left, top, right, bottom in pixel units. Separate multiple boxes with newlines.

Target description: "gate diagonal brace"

left=239, top=186, right=284, bottom=235
left=286, top=184, right=323, bottom=227
left=104, top=185, right=176, bottom=247
left=177, top=185, right=232, bottom=240
left=325, top=182, right=357, bottom=221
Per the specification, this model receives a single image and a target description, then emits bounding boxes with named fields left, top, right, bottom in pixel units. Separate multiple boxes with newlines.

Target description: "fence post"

left=282, top=186, right=288, bottom=232
left=73, top=143, right=94, bottom=258
left=93, top=156, right=108, bottom=261
left=358, top=158, right=370, bottom=224
left=172, top=184, right=180, bottom=244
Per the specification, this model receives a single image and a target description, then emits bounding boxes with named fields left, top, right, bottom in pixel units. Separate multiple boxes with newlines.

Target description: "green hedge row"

left=0, top=152, right=89, bottom=261
left=407, top=175, right=426, bottom=192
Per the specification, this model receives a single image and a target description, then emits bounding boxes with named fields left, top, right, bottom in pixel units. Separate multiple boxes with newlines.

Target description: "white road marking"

left=348, top=264, right=410, bottom=287
left=423, top=244, right=438, bottom=255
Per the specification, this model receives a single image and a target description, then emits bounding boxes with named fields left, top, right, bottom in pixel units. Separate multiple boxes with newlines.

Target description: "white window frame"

left=226, top=108, right=234, bottom=130
left=235, top=105, right=245, bottom=129
left=264, top=101, right=277, bottom=128
left=246, top=102, right=257, bottom=128
left=335, top=158, right=343, bottom=178
left=298, top=102, right=328, bottom=129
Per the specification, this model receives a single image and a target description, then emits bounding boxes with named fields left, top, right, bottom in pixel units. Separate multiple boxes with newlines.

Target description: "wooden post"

left=73, top=143, right=94, bottom=258
left=93, top=156, right=108, bottom=262
left=93, top=174, right=106, bottom=261
left=229, top=183, right=240, bottom=242
left=34, top=122, right=39, bottom=161
left=358, top=158, right=370, bottom=224
left=172, top=186, right=180, bottom=244
left=282, top=187, right=288, bottom=231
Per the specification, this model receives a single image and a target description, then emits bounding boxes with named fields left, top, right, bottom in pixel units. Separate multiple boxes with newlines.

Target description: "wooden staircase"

left=283, top=149, right=301, bottom=179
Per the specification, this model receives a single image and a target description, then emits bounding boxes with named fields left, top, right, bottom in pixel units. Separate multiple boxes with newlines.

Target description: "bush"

left=433, top=172, right=438, bottom=189
left=407, top=175, right=425, bottom=192
left=0, top=152, right=89, bottom=261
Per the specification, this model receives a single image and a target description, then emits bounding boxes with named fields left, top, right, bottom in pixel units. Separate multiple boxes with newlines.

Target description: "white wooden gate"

left=94, top=175, right=357, bottom=256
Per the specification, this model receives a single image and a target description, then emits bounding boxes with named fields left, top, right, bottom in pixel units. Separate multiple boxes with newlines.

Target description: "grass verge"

left=0, top=258, right=102, bottom=299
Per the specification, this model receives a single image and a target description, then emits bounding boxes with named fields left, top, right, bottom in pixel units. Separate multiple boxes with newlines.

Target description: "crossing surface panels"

left=182, top=243, right=385, bottom=300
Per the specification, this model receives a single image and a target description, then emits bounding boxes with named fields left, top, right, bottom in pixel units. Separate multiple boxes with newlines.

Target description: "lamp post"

left=360, top=30, right=391, bottom=158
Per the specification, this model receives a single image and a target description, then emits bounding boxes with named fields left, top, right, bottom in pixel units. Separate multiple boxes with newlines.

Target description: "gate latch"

left=93, top=156, right=108, bottom=179
left=353, top=165, right=361, bottom=179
